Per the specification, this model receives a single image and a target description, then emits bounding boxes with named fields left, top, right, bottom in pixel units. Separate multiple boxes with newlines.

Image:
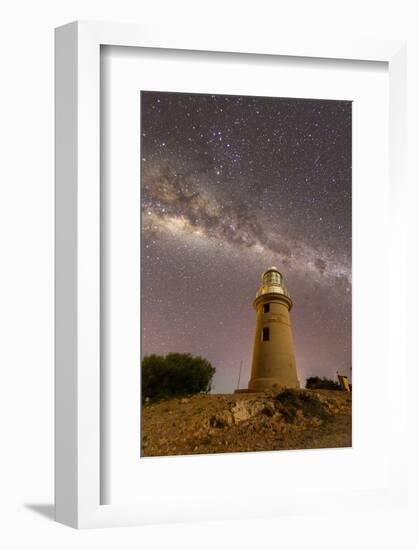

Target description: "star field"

left=141, top=91, right=352, bottom=392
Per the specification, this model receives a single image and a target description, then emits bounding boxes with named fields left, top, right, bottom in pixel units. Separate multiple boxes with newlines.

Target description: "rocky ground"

left=141, top=388, right=352, bottom=457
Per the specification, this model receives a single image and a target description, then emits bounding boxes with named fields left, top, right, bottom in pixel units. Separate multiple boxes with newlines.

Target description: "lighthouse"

left=248, top=266, right=300, bottom=391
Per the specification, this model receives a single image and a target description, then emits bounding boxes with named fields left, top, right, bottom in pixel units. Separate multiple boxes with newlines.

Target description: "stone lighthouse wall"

left=248, top=294, right=300, bottom=390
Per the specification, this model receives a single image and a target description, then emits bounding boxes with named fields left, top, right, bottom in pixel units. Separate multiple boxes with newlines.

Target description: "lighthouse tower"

left=248, top=266, right=300, bottom=391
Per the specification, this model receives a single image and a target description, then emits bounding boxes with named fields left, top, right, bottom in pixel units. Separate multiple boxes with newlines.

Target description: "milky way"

left=141, top=92, right=351, bottom=392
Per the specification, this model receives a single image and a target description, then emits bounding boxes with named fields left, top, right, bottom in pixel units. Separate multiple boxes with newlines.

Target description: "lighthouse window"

left=262, top=327, right=270, bottom=341
left=263, top=303, right=270, bottom=313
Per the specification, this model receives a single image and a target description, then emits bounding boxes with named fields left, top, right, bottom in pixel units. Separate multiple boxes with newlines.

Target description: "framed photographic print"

left=138, top=90, right=353, bottom=458
left=55, top=21, right=407, bottom=528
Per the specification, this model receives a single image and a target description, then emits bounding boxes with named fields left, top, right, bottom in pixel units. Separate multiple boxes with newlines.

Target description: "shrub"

left=141, top=353, right=215, bottom=401
left=274, top=389, right=330, bottom=423
left=305, top=376, right=341, bottom=390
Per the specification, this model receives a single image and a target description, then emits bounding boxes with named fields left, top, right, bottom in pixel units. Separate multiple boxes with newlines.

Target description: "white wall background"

left=0, top=0, right=416, bottom=548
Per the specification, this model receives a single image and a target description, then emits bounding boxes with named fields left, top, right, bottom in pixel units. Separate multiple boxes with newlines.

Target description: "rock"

left=310, top=417, right=322, bottom=427
left=180, top=398, right=189, bottom=404
left=231, top=399, right=275, bottom=423
left=295, top=409, right=304, bottom=421
left=210, top=410, right=234, bottom=428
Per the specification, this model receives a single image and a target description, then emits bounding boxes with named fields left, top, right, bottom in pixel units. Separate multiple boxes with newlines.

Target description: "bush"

left=275, top=389, right=330, bottom=423
left=141, top=353, right=215, bottom=401
left=305, top=376, right=341, bottom=390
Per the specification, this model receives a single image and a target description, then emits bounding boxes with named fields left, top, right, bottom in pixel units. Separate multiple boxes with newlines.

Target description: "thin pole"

left=237, top=360, right=243, bottom=390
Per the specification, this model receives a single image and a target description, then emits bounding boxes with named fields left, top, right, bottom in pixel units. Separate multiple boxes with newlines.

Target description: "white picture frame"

left=55, top=21, right=407, bottom=529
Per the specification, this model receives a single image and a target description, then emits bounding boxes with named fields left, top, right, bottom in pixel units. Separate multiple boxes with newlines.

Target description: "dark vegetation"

left=305, top=376, right=341, bottom=390
left=275, top=389, right=331, bottom=423
left=141, top=353, right=215, bottom=401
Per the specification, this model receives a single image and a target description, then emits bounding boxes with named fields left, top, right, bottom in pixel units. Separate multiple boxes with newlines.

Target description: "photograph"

left=0, top=1, right=410, bottom=541
left=140, top=91, right=352, bottom=457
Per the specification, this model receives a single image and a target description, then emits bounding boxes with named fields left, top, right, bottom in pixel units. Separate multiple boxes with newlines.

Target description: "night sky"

left=141, top=91, right=351, bottom=393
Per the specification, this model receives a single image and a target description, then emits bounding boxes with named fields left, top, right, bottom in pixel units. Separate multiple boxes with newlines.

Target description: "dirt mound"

left=141, top=388, right=351, bottom=457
